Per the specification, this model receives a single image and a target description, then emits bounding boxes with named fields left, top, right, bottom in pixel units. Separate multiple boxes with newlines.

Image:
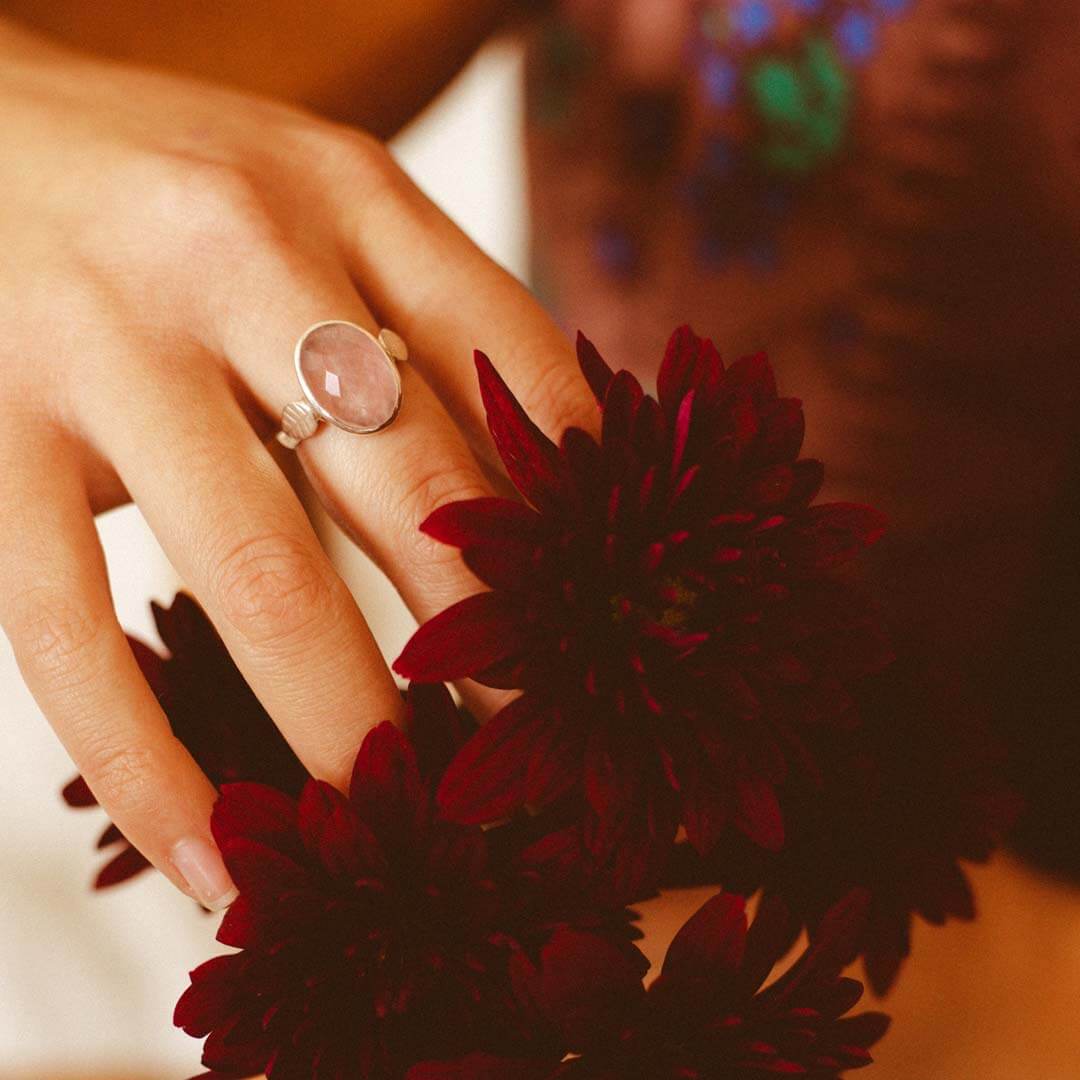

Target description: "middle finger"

left=218, top=264, right=496, bottom=630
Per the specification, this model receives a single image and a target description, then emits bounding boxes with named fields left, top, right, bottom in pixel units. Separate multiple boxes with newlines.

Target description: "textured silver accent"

left=276, top=400, right=320, bottom=449
left=378, top=328, right=409, bottom=364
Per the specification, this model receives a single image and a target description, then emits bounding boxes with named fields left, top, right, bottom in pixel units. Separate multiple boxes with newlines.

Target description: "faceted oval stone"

left=296, top=321, right=401, bottom=433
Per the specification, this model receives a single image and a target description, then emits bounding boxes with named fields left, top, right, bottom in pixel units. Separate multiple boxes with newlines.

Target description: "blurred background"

left=3, top=2, right=1080, bottom=1077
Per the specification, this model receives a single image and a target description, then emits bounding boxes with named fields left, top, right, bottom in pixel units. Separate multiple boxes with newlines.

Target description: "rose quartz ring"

left=276, top=320, right=407, bottom=449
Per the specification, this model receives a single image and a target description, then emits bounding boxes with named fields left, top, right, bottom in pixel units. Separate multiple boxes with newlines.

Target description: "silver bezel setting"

left=293, top=319, right=404, bottom=436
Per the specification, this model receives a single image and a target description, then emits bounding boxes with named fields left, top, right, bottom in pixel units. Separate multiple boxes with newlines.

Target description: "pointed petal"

left=682, top=777, right=731, bottom=856
left=211, top=783, right=298, bottom=850
left=734, top=775, right=785, bottom=852
left=511, top=928, right=647, bottom=1052
left=833, top=1011, right=891, bottom=1050
left=742, top=893, right=796, bottom=992
left=404, top=682, right=477, bottom=782
left=727, top=351, right=778, bottom=403
left=219, top=836, right=307, bottom=896
left=769, top=890, right=870, bottom=1004
left=422, top=497, right=543, bottom=549
left=394, top=592, right=529, bottom=684
left=96, top=823, right=126, bottom=849
left=475, top=351, right=562, bottom=511
left=127, top=636, right=168, bottom=698
left=525, top=716, right=586, bottom=808
left=174, top=954, right=243, bottom=1035
left=657, top=325, right=724, bottom=418
left=299, top=780, right=383, bottom=878
left=601, top=370, right=645, bottom=450
left=741, top=461, right=825, bottom=510
left=576, top=332, right=616, bottom=405
left=62, top=775, right=96, bottom=807
left=349, top=721, right=426, bottom=843
left=663, top=891, right=748, bottom=983
left=94, top=844, right=150, bottom=888
left=437, top=697, right=552, bottom=824
left=752, top=398, right=805, bottom=466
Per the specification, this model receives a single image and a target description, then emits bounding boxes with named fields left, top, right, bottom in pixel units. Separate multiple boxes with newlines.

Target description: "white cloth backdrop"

left=0, top=39, right=528, bottom=1078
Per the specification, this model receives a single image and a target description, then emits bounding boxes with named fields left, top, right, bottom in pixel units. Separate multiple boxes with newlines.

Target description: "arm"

left=0, top=0, right=526, bottom=135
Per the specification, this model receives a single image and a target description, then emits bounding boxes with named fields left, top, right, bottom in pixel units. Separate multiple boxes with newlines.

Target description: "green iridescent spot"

left=747, top=37, right=851, bottom=175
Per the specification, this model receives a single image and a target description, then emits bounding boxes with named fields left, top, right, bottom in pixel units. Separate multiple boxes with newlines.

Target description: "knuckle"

left=209, top=530, right=338, bottom=649
left=5, top=589, right=104, bottom=689
left=147, top=156, right=280, bottom=253
left=395, top=455, right=490, bottom=538
left=318, top=125, right=406, bottom=204
left=521, top=352, right=600, bottom=440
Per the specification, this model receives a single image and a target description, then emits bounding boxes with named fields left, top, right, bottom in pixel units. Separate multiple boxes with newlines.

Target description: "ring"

left=276, top=320, right=407, bottom=449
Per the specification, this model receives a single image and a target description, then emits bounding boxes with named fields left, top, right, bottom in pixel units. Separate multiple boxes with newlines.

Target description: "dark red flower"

left=175, top=685, right=646, bottom=1079
left=666, top=659, right=1022, bottom=993
left=409, top=889, right=890, bottom=1080
left=396, top=326, right=891, bottom=891
left=62, top=593, right=307, bottom=888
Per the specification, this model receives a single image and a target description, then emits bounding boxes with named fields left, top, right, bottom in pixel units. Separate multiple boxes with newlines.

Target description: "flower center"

left=610, top=576, right=702, bottom=633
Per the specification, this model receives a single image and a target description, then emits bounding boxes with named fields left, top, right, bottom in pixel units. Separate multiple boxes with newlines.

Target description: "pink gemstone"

left=297, top=322, right=400, bottom=433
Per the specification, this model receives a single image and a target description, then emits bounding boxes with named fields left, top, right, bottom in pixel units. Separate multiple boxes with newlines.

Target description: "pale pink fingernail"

left=170, top=837, right=239, bottom=912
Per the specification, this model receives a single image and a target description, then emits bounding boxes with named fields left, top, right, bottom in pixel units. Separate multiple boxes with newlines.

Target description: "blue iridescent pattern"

left=702, top=53, right=740, bottom=107
left=731, top=0, right=776, bottom=46
left=834, top=9, right=878, bottom=64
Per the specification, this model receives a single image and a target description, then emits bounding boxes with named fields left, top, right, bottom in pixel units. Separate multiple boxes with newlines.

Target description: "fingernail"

left=170, top=837, right=239, bottom=912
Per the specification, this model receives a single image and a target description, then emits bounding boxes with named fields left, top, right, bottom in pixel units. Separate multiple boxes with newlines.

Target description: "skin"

left=0, top=0, right=521, bottom=136
left=0, top=8, right=595, bottom=908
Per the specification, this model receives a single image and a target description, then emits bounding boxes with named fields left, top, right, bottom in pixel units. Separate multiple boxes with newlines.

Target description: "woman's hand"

left=0, top=21, right=596, bottom=908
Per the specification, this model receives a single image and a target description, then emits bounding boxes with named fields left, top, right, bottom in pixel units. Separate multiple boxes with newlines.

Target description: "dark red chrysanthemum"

left=396, top=326, right=891, bottom=890
left=175, top=685, right=646, bottom=1079
left=62, top=594, right=307, bottom=888
left=666, top=659, right=1022, bottom=993
left=409, top=889, right=890, bottom=1080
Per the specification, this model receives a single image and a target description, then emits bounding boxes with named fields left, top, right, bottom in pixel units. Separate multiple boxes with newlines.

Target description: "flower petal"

left=576, top=331, right=616, bottom=405
left=94, top=844, right=150, bottom=889
left=438, top=697, right=552, bottom=824
left=394, top=592, right=530, bottom=684
left=601, top=370, right=646, bottom=451
left=422, top=497, right=543, bottom=549
left=349, top=721, right=427, bottom=844
left=211, top=783, right=298, bottom=851
left=220, top=836, right=307, bottom=897
left=175, top=954, right=243, bottom=1036
left=404, top=682, right=478, bottom=782
left=62, top=775, right=96, bottom=807
left=657, top=325, right=724, bottom=419
left=476, top=351, right=563, bottom=511
left=511, top=928, right=647, bottom=1052
left=741, top=893, right=797, bottom=992
left=299, top=780, right=383, bottom=879
left=662, top=891, right=747, bottom=983
left=734, top=775, right=785, bottom=852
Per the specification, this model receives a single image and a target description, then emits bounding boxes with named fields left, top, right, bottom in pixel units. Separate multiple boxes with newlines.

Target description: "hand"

left=0, top=22, right=597, bottom=908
